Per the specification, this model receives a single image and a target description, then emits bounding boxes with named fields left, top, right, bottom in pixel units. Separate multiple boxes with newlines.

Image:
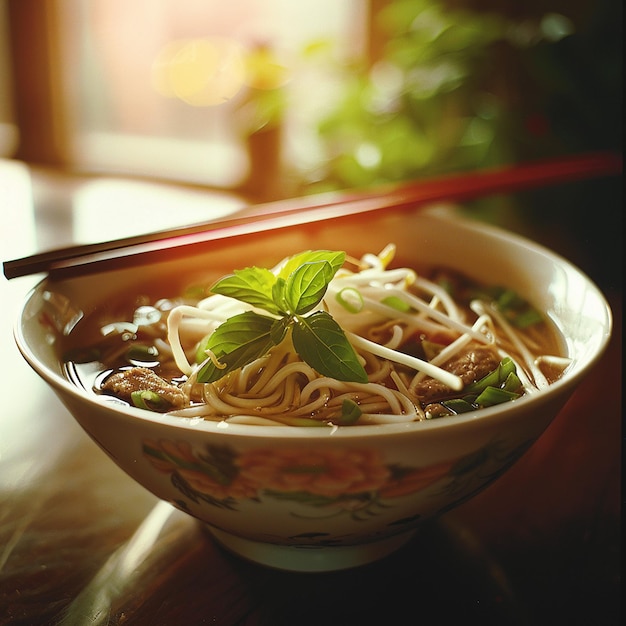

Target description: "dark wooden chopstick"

left=3, top=151, right=621, bottom=280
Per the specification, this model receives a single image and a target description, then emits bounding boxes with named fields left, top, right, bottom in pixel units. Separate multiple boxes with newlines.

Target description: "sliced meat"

left=413, top=345, right=501, bottom=403
left=101, top=366, right=186, bottom=409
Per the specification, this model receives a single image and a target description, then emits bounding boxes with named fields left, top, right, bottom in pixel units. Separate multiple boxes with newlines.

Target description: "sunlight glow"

left=152, top=37, right=247, bottom=106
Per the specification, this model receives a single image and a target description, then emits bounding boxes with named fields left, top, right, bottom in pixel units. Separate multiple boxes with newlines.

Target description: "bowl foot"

left=207, top=527, right=416, bottom=572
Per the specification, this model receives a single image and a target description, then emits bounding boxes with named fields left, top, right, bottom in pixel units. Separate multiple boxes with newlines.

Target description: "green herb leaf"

left=292, top=310, right=368, bottom=382
left=210, top=267, right=281, bottom=314
left=197, top=251, right=368, bottom=386
left=196, top=311, right=276, bottom=383
left=270, top=315, right=291, bottom=345
left=284, top=260, right=335, bottom=314
left=278, top=250, right=345, bottom=281
left=271, top=277, right=289, bottom=313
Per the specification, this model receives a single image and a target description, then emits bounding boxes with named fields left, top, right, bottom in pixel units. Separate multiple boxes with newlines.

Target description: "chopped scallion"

left=464, top=357, right=516, bottom=394
left=336, top=287, right=364, bottom=313
left=131, top=390, right=170, bottom=412
left=337, top=398, right=362, bottom=425
left=381, top=295, right=412, bottom=313
left=508, top=309, right=543, bottom=328
left=501, top=371, right=522, bottom=393
left=475, top=386, right=520, bottom=407
left=441, top=398, right=476, bottom=414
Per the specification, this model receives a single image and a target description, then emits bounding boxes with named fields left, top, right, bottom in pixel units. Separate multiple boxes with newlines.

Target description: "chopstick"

left=3, top=151, right=621, bottom=280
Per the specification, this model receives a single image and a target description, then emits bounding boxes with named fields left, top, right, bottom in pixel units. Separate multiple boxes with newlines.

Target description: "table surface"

left=0, top=159, right=621, bottom=626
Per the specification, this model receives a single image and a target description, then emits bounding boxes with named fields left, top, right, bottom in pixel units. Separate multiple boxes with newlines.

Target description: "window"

left=7, top=0, right=365, bottom=199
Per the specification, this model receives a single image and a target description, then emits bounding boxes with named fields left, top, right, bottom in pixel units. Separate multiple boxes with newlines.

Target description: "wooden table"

left=1, top=160, right=621, bottom=625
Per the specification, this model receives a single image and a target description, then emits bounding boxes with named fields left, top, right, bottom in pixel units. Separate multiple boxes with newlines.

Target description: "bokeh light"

left=152, top=37, right=247, bottom=106
left=152, top=37, right=290, bottom=107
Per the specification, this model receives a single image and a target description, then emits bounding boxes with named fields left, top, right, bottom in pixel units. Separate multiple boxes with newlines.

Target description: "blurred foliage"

left=310, top=4, right=514, bottom=187
left=306, top=0, right=620, bottom=188
left=301, top=0, right=621, bottom=288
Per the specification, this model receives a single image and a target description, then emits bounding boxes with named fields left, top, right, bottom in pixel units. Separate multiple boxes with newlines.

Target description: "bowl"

left=14, top=206, right=612, bottom=572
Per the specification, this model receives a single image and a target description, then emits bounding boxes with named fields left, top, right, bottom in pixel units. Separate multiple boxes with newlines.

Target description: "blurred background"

left=1, top=0, right=622, bottom=288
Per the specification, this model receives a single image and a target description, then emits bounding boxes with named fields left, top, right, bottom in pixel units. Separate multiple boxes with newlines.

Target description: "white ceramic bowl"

left=14, top=206, right=612, bottom=572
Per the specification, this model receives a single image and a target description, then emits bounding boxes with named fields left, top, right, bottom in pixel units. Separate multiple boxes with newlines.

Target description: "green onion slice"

left=337, top=398, right=362, bottom=425
left=335, top=287, right=364, bottom=313
left=475, top=386, right=521, bottom=407
left=381, top=295, right=412, bottom=313
left=131, top=390, right=170, bottom=412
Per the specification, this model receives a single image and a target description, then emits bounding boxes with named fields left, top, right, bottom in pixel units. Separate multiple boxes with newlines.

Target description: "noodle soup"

left=61, top=245, right=568, bottom=427
left=17, top=207, right=611, bottom=571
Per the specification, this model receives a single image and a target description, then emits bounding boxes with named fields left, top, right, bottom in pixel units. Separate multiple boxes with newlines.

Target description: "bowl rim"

left=14, top=209, right=613, bottom=441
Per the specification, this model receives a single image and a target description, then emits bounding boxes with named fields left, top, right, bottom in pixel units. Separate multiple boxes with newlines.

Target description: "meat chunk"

left=413, top=346, right=501, bottom=403
left=101, top=367, right=186, bottom=410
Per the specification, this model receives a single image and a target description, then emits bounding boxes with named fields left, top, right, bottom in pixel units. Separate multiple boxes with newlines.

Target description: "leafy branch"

left=195, top=250, right=367, bottom=384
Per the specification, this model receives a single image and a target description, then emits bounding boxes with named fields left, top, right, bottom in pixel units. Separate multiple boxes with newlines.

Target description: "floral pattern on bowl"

left=142, top=437, right=531, bottom=523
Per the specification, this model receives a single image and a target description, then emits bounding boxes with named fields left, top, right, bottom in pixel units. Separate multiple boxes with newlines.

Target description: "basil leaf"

left=196, top=251, right=363, bottom=387
left=278, top=250, right=345, bottom=281
left=271, top=277, right=289, bottom=313
left=270, top=316, right=291, bottom=345
left=284, top=260, right=334, bottom=315
left=196, top=311, right=276, bottom=383
left=210, top=267, right=280, bottom=314
left=292, top=311, right=367, bottom=383
left=198, top=311, right=274, bottom=355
